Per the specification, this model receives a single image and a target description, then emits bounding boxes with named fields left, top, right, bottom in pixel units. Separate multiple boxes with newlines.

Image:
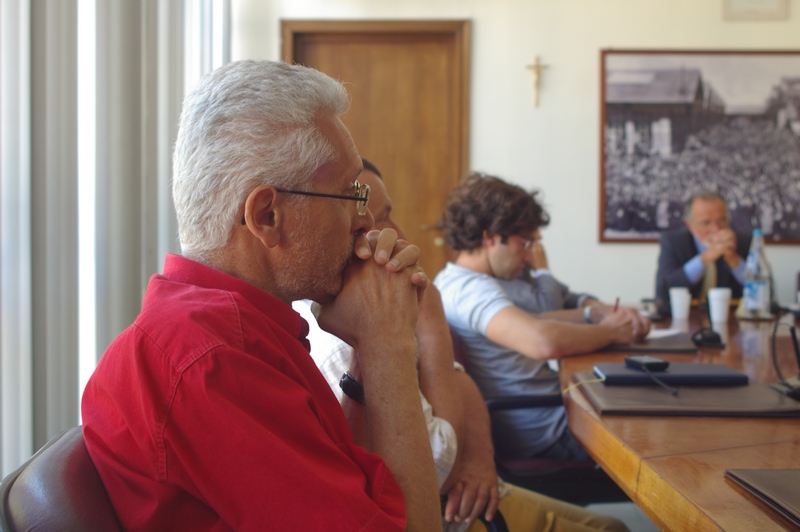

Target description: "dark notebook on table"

left=602, top=330, right=697, bottom=353
left=725, top=469, right=800, bottom=528
left=572, top=371, right=800, bottom=416
left=593, top=363, right=748, bottom=386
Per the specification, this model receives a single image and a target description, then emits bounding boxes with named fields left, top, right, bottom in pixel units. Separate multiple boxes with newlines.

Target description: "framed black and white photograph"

left=722, top=0, right=789, bottom=21
left=600, top=49, right=800, bottom=243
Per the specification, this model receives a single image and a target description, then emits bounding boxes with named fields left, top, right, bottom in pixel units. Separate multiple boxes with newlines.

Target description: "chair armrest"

left=479, top=509, right=509, bottom=532
left=441, top=496, right=509, bottom=532
left=484, top=392, right=564, bottom=411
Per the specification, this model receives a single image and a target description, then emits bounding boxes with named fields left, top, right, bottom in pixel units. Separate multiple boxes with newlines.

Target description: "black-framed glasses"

left=500, top=234, right=537, bottom=250
left=693, top=216, right=729, bottom=229
left=519, top=236, right=537, bottom=250
left=240, top=180, right=370, bottom=224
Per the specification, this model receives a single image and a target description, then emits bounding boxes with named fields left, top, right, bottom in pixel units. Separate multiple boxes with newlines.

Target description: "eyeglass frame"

left=240, top=180, right=370, bottom=224
left=691, top=216, right=729, bottom=230
left=500, top=234, right=537, bottom=250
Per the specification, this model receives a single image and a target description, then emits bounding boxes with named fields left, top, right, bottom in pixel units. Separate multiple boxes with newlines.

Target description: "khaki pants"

left=464, top=484, right=629, bottom=532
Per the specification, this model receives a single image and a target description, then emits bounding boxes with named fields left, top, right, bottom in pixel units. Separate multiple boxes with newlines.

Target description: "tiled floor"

left=585, top=502, right=660, bottom=532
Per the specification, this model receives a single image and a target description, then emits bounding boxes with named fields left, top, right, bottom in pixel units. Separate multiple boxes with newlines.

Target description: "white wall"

left=231, top=0, right=800, bottom=306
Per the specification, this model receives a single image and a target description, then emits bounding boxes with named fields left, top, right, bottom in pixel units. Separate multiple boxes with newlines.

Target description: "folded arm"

left=658, top=233, right=696, bottom=291
left=416, top=284, right=464, bottom=462
left=485, top=306, right=633, bottom=359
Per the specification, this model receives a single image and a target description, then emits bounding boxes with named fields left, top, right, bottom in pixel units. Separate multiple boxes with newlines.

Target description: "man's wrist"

left=724, top=253, right=741, bottom=267
left=339, top=372, right=366, bottom=405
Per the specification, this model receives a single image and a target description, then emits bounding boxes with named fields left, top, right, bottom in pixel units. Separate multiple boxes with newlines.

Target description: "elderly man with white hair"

left=81, top=60, right=440, bottom=531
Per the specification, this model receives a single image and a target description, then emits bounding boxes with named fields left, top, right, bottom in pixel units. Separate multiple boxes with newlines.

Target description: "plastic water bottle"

left=740, top=229, right=772, bottom=319
left=796, top=271, right=800, bottom=305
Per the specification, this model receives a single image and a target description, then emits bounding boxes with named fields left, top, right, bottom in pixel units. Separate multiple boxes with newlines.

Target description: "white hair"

left=172, top=60, right=349, bottom=258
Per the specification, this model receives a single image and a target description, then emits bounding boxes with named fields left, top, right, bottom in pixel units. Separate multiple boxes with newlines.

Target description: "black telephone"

left=625, top=355, right=670, bottom=372
left=624, top=355, right=678, bottom=395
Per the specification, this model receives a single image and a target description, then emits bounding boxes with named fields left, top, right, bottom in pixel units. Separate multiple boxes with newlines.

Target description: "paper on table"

left=603, top=325, right=697, bottom=353
left=646, top=328, right=685, bottom=339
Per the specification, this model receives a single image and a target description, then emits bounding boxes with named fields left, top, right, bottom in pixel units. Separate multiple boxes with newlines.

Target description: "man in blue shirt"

left=655, top=191, right=751, bottom=314
left=435, top=173, right=649, bottom=461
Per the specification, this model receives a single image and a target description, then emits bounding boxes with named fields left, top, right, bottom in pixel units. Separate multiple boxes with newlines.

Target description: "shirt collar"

left=161, top=253, right=310, bottom=349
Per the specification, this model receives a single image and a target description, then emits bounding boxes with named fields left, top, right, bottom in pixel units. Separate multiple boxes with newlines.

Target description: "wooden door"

left=282, top=20, right=470, bottom=276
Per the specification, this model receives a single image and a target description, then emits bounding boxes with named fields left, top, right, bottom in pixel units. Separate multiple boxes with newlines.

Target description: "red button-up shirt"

left=82, top=254, right=406, bottom=531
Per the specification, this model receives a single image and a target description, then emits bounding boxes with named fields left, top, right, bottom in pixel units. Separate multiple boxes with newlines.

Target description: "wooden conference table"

left=559, top=310, right=800, bottom=531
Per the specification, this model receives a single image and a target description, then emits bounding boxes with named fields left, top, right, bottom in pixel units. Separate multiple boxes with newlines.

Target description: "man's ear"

left=482, top=231, right=497, bottom=248
left=243, top=185, right=282, bottom=248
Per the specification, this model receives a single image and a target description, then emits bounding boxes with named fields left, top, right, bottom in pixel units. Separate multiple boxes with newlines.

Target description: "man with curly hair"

left=434, top=173, right=650, bottom=461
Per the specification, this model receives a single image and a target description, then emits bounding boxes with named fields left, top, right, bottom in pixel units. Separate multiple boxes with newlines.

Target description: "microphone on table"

left=691, top=299, right=724, bottom=348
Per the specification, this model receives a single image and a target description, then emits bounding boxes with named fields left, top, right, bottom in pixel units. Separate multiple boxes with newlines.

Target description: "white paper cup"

left=707, top=287, right=732, bottom=323
left=669, top=287, right=691, bottom=321
left=671, top=319, right=689, bottom=333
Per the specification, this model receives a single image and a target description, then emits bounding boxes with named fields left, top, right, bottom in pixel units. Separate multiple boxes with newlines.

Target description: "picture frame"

left=599, top=49, right=800, bottom=244
left=722, top=0, right=789, bottom=21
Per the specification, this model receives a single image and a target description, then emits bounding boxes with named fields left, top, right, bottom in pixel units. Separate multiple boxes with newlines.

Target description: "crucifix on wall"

left=526, top=55, right=548, bottom=107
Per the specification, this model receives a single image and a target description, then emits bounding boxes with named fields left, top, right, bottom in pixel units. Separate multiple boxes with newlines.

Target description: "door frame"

left=280, top=19, right=471, bottom=183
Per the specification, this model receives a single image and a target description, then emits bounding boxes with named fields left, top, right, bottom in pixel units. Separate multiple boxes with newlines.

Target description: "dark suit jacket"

left=655, top=228, right=751, bottom=313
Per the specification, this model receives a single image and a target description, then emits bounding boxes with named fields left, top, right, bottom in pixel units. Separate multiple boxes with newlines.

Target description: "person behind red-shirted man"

left=301, top=159, right=629, bottom=532
left=81, top=60, right=441, bottom=531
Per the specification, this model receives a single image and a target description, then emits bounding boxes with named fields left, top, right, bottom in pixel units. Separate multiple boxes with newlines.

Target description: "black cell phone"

left=625, top=355, right=669, bottom=372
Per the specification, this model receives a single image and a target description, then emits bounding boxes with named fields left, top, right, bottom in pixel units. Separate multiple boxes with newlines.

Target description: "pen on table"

left=613, top=297, right=620, bottom=312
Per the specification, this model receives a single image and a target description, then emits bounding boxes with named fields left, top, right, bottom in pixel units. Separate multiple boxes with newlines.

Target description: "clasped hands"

left=702, top=228, right=740, bottom=266
left=315, top=228, right=427, bottom=351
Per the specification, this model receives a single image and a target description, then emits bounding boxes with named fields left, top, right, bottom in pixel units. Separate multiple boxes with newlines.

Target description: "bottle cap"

left=753, top=228, right=762, bottom=236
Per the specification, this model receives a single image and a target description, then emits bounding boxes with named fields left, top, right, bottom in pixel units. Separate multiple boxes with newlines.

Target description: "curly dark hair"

left=441, top=172, right=550, bottom=251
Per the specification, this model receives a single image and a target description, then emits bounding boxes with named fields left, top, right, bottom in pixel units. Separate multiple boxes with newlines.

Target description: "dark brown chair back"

left=0, top=426, right=121, bottom=532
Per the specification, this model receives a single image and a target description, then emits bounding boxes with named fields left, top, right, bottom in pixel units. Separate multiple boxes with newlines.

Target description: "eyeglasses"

left=240, top=181, right=370, bottom=224
left=501, top=234, right=537, bottom=250
left=519, top=236, right=536, bottom=250
left=694, top=217, right=729, bottom=229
